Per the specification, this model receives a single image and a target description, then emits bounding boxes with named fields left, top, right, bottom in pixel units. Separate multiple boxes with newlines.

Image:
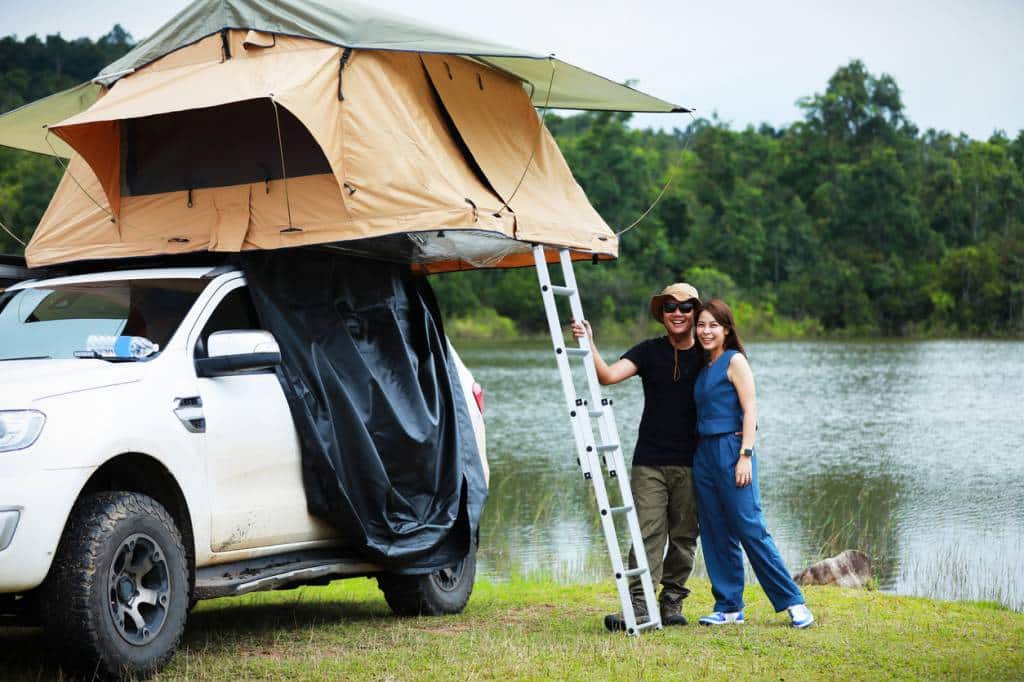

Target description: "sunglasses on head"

left=662, top=301, right=696, bottom=314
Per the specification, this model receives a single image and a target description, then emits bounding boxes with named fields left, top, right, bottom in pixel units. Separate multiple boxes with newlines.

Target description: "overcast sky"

left=2, top=0, right=1021, bottom=139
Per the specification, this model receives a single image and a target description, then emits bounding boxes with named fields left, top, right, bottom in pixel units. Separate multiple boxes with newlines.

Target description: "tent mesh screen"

left=122, top=99, right=332, bottom=196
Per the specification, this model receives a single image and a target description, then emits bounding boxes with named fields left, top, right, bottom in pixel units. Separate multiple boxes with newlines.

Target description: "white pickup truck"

left=0, top=264, right=487, bottom=678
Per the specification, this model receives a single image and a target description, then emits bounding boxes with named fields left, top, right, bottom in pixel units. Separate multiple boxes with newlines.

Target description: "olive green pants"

left=626, top=465, right=699, bottom=600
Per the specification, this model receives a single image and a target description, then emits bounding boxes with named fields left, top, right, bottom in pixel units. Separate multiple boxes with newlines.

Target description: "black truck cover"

left=240, top=250, right=486, bottom=573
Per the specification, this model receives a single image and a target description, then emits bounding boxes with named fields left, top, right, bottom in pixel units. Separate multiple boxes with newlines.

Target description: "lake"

left=461, top=339, right=1024, bottom=612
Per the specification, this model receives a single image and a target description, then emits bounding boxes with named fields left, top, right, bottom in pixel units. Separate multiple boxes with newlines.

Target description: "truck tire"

left=377, top=542, right=477, bottom=616
left=41, top=491, right=189, bottom=679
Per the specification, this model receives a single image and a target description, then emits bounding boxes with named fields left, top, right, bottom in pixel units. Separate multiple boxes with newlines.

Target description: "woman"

left=692, top=299, right=813, bottom=628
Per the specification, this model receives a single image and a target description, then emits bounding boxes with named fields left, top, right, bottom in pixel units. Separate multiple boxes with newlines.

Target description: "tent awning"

left=0, top=82, right=102, bottom=157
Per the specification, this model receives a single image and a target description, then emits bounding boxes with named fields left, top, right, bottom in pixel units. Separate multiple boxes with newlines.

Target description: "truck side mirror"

left=195, top=330, right=282, bottom=378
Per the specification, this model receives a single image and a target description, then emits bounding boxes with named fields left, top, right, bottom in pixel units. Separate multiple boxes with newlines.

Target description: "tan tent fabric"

left=422, top=55, right=616, bottom=257
left=28, top=32, right=617, bottom=268
left=50, top=43, right=344, bottom=214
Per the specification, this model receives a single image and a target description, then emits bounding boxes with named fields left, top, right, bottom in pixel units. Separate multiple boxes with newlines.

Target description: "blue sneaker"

left=788, top=604, right=814, bottom=629
left=698, top=611, right=744, bottom=626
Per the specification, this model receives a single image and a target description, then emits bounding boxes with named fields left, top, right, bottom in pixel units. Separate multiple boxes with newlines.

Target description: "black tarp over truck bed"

left=240, top=250, right=486, bottom=573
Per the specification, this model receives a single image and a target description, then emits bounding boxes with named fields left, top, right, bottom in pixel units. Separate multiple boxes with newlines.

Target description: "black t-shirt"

left=621, top=337, right=702, bottom=467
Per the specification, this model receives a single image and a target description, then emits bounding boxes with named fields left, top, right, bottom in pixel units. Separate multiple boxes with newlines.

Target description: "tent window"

left=121, top=98, right=332, bottom=197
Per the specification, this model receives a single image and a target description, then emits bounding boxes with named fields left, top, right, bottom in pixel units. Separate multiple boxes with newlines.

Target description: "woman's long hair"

left=701, top=299, right=746, bottom=357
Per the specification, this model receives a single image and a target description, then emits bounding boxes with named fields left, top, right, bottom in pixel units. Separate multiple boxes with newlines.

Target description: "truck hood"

left=0, top=359, right=144, bottom=406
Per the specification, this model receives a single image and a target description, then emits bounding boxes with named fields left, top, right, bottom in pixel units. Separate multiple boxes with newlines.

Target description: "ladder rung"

left=609, top=505, right=633, bottom=516
left=635, top=620, right=660, bottom=631
left=588, top=409, right=603, bottom=418
left=624, top=567, right=647, bottom=577
left=596, top=443, right=619, bottom=452
left=564, top=347, right=590, bottom=357
left=549, top=285, right=575, bottom=296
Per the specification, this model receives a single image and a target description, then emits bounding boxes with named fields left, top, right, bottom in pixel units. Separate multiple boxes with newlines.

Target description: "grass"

left=3, top=578, right=1023, bottom=680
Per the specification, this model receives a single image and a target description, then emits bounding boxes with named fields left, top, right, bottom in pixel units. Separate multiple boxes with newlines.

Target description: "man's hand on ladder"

left=571, top=318, right=593, bottom=341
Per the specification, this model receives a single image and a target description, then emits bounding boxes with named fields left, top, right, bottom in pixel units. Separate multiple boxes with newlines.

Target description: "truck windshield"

left=0, top=279, right=207, bottom=360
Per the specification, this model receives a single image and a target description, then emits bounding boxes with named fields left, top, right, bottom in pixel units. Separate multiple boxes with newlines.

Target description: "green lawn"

left=3, top=578, right=1022, bottom=680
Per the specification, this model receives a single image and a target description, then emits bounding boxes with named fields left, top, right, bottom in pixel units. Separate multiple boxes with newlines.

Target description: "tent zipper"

left=337, top=48, right=353, bottom=101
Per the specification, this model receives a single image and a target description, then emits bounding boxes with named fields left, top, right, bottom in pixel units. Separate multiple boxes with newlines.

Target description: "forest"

left=1, top=29, right=1022, bottom=337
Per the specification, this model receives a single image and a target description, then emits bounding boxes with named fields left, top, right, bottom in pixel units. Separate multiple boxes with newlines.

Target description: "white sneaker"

left=698, top=611, right=744, bottom=626
left=787, top=604, right=814, bottom=629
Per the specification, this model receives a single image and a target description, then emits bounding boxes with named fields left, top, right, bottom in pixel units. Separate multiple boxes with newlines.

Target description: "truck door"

left=191, top=281, right=335, bottom=552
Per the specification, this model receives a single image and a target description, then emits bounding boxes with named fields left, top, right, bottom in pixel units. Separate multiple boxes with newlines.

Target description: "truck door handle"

left=173, top=396, right=206, bottom=433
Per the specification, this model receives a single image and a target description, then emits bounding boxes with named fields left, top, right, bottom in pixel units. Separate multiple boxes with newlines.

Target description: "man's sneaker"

left=698, top=611, right=744, bottom=626
left=604, top=596, right=649, bottom=632
left=659, top=593, right=688, bottom=626
left=788, top=604, right=814, bottom=629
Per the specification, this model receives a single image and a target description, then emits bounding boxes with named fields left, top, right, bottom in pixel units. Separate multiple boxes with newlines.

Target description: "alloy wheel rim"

left=107, top=532, right=171, bottom=646
left=430, top=558, right=466, bottom=593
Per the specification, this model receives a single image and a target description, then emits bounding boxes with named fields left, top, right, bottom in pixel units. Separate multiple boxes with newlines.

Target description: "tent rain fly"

left=0, top=0, right=689, bottom=269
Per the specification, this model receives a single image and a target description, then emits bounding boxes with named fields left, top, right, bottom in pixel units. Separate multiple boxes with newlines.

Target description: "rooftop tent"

left=5, top=0, right=689, bottom=269
left=27, top=31, right=615, bottom=268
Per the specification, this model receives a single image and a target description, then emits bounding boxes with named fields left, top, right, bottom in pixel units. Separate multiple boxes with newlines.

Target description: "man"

left=572, top=283, right=702, bottom=630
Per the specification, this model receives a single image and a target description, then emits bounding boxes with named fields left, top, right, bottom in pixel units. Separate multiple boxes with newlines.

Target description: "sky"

left=2, top=0, right=1022, bottom=140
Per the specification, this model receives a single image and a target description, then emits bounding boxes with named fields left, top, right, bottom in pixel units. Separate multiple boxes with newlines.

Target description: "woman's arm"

left=728, top=352, right=757, bottom=488
left=571, top=319, right=638, bottom=385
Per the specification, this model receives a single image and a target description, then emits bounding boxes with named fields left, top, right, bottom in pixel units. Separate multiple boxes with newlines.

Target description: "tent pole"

left=270, top=97, right=296, bottom=232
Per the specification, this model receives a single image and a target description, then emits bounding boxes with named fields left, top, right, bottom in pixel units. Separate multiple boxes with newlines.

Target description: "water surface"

left=464, top=340, right=1024, bottom=611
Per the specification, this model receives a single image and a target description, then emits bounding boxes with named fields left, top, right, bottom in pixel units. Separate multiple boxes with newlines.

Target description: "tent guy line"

left=615, top=110, right=699, bottom=238
left=270, top=97, right=296, bottom=233
left=0, top=219, right=26, bottom=247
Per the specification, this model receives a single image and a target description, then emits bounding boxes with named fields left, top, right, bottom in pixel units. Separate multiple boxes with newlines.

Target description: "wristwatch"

left=740, top=448, right=753, bottom=458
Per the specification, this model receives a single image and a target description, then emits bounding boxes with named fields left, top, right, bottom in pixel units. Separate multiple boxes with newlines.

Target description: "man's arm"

left=570, top=319, right=638, bottom=385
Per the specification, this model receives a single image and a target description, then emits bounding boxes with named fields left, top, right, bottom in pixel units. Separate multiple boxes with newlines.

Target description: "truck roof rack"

left=0, top=254, right=33, bottom=287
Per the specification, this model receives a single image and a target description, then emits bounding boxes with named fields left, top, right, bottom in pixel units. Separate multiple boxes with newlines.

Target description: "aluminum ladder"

left=532, top=245, right=661, bottom=635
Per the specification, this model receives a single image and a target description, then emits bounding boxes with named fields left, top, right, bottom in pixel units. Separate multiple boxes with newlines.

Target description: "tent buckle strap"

left=444, top=61, right=453, bottom=80
left=477, top=73, right=484, bottom=90
left=343, top=182, right=357, bottom=196
left=220, top=29, right=231, bottom=62
left=280, top=226, right=304, bottom=233
left=464, top=198, right=478, bottom=222
left=168, top=237, right=190, bottom=244
left=186, top=188, right=193, bottom=208
left=337, top=47, right=353, bottom=101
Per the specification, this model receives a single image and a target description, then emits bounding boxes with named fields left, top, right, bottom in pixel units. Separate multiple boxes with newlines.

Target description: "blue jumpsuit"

left=693, top=349, right=805, bottom=613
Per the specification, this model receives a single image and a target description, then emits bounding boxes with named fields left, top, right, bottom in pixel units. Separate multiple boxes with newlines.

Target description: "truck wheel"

left=41, top=492, right=189, bottom=679
left=377, top=542, right=477, bottom=616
